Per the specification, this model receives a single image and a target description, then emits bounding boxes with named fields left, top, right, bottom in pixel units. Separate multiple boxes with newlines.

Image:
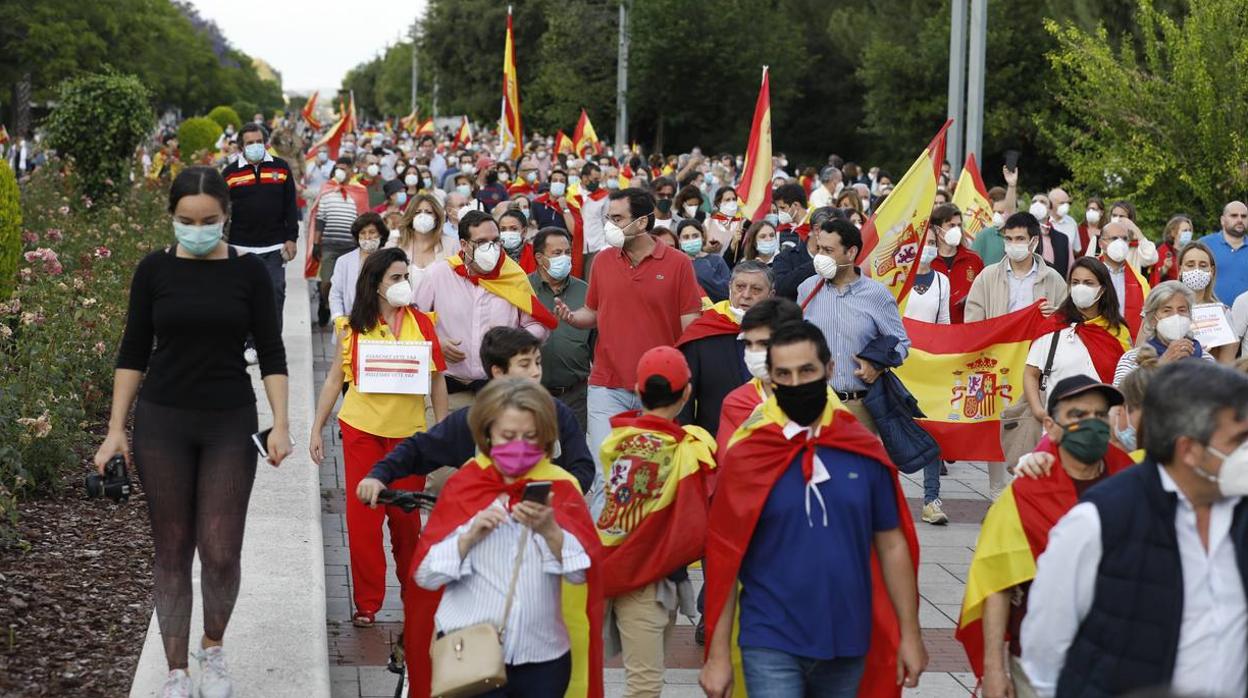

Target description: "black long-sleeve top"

left=116, top=248, right=287, bottom=409
left=222, top=155, right=299, bottom=246
left=367, top=398, right=595, bottom=493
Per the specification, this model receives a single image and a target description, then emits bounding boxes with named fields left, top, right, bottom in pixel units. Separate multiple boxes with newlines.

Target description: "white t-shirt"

left=809, top=184, right=837, bottom=210
left=903, top=271, right=951, bottom=324
left=1231, top=291, right=1248, bottom=356
left=1026, top=326, right=1099, bottom=389
left=581, top=194, right=610, bottom=253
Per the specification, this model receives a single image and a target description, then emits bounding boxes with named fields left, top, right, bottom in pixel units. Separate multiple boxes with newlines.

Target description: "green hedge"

left=0, top=162, right=19, bottom=301
left=176, top=117, right=223, bottom=164
left=207, top=105, right=242, bottom=133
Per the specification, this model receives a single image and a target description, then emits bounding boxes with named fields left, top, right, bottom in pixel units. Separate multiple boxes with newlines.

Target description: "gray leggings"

left=133, top=400, right=258, bottom=669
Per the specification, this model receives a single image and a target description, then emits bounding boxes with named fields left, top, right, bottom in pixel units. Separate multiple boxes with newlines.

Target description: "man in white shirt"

left=1021, top=360, right=1248, bottom=698
left=1046, top=188, right=1082, bottom=256
left=808, top=166, right=843, bottom=209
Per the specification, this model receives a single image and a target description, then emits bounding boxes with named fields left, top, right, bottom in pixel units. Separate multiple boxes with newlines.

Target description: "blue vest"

left=1055, top=460, right=1248, bottom=698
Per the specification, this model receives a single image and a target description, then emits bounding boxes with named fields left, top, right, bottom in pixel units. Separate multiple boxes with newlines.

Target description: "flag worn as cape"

left=446, top=253, right=558, bottom=329
left=736, top=67, right=773, bottom=224
left=896, top=302, right=1052, bottom=461
left=705, top=391, right=919, bottom=698
left=675, top=300, right=741, bottom=347
left=951, top=153, right=992, bottom=243
left=403, top=456, right=604, bottom=698
left=597, top=412, right=717, bottom=597
left=1059, top=315, right=1131, bottom=384
left=304, top=181, right=369, bottom=278
left=955, top=437, right=1134, bottom=678
left=1099, top=256, right=1152, bottom=341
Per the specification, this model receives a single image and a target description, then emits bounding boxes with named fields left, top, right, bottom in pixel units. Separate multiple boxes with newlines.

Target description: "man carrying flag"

left=597, top=346, right=717, bottom=698
left=700, top=321, right=925, bottom=698
left=956, top=376, right=1134, bottom=698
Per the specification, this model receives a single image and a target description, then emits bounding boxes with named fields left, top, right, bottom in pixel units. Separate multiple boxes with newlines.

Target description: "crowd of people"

left=86, top=110, right=1248, bottom=698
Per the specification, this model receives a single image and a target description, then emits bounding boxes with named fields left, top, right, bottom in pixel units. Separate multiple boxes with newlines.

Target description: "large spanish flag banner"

left=895, top=302, right=1052, bottom=461
left=499, top=5, right=523, bottom=161
left=596, top=414, right=717, bottom=597
left=952, top=152, right=993, bottom=243
left=573, top=109, right=600, bottom=158
left=736, top=66, right=773, bottom=224
left=859, top=120, right=950, bottom=304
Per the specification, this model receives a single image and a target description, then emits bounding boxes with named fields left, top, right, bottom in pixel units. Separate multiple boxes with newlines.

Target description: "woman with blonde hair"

left=407, top=378, right=604, bottom=697
left=392, top=192, right=460, bottom=289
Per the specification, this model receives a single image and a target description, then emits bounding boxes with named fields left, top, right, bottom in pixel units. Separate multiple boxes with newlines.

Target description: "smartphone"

left=1004, top=150, right=1020, bottom=173
left=522, top=481, right=552, bottom=505
left=251, top=427, right=295, bottom=460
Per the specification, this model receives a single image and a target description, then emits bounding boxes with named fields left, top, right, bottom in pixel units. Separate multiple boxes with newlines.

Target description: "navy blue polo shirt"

left=737, top=445, right=900, bottom=659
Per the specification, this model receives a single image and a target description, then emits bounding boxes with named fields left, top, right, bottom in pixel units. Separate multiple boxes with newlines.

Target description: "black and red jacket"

left=222, top=154, right=299, bottom=247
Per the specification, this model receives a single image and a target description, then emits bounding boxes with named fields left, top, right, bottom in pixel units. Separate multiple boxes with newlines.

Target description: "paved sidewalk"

left=314, top=312, right=983, bottom=697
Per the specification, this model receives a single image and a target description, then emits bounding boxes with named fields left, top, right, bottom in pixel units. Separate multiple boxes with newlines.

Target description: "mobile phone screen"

left=522, top=481, right=552, bottom=504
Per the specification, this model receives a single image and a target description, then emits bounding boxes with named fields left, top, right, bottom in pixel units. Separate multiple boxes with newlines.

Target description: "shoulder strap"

left=1039, top=329, right=1062, bottom=391
left=497, top=527, right=530, bottom=641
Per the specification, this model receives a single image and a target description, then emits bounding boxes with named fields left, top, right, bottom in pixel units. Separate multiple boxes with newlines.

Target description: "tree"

left=177, top=117, right=223, bottom=162
left=0, top=162, right=19, bottom=301
left=43, top=72, right=155, bottom=201
left=1038, top=0, right=1248, bottom=229
left=207, top=106, right=242, bottom=133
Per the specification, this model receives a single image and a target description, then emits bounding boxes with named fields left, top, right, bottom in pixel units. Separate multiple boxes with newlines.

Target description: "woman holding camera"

left=310, top=246, right=449, bottom=628
left=406, top=378, right=603, bottom=698
left=94, top=166, right=291, bottom=698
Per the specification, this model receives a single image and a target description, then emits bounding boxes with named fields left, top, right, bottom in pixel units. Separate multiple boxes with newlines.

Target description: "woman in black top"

left=94, top=166, right=291, bottom=698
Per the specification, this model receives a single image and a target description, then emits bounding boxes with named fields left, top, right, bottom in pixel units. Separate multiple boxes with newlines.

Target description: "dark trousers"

left=478, top=652, right=571, bottom=698
left=255, top=249, right=286, bottom=334
left=551, top=380, right=588, bottom=434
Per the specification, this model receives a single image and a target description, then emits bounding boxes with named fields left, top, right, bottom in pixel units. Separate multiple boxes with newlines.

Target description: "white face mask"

left=412, top=212, right=436, bottom=234
left=777, top=210, right=794, bottom=226
left=1155, top=313, right=1192, bottom=342
left=333, top=169, right=347, bottom=183
left=942, top=226, right=962, bottom=247
left=992, top=211, right=1006, bottom=229
left=366, top=164, right=380, bottom=177
left=1181, top=268, right=1212, bottom=291
left=1029, top=201, right=1049, bottom=220
left=456, top=204, right=477, bottom=222
left=1105, top=238, right=1129, bottom=263
left=1056, top=202, right=1071, bottom=217
left=1005, top=241, right=1033, bottom=262
left=473, top=241, right=501, bottom=271
left=743, top=348, right=769, bottom=380
left=1208, top=442, right=1248, bottom=497
left=1085, top=208, right=1102, bottom=225
left=813, top=253, right=838, bottom=280
left=1070, top=284, right=1101, bottom=309
left=383, top=280, right=413, bottom=307
left=720, top=200, right=739, bottom=216
left=604, top=220, right=628, bottom=248
left=405, top=174, right=420, bottom=187
left=358, top=237, right=381, bottom=253
left=500, top=230, right=523, bottom=250
left=683, top=204, right=699, bottom=218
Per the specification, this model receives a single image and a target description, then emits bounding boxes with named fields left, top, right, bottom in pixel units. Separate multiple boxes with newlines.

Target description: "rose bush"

left=0, top=159, right=169, bottom=543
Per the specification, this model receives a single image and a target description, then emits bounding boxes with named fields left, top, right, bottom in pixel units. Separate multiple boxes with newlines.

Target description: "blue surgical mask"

left=756, top=238, right=779, bottom=256
left=456, top=184, right=472, bottom=197
left=1177, top=229, right=1193, bottom=248
left=680, top=238, right=704, bottom=256
left=243, top=143, right=266, bottom=163
left=395, top=191, right=408, bottom=206
left=764, top=213, right=780, bottom=227
left=546, top=254, right=572, bottom=280
left=550, top=181, right=567, bottom=197
left=173, top=221, right=224, bottom=256
left=1116, top=423, right=1137, bottom=452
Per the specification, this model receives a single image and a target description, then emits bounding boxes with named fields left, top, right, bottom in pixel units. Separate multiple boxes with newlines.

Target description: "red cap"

left=636, top=345, right=690, bottom=392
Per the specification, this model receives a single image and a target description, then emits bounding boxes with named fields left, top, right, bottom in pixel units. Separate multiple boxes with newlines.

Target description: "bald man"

left=1200, top=200, right=1248, bottom=302
left=1047, top=187, right=1082, bottom=256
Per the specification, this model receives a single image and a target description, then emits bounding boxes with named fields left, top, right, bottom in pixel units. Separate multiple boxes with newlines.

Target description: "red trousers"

left=340, top=419, right=426, bottom=616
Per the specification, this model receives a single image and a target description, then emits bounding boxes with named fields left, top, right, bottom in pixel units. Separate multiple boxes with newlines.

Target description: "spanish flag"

left=676, top=300, right=740, bottom=347
left=499, top=5, right=523, bottom=161
left=446, top=253, right=558, bottom=329
left=573, top=109, right=600, bottom=158
left=736, top=67, right=772, bottom=224
left=555, top=129, right=574, bottom=156
left=705, top=392, right=918, bottom=698
left=1100, top=255, right=1151, bottom=341
left=398, top=107, right=419, bottom=133
left=450, top=116, right=472, bottom=149
left=951, top=153, right=992, bottom=243
left=597, top=413, right=716, bottom=597
left=859, top=119, right=949, bottom=304
left=345, top=90, right=358, bottom=135
left=304, top=112, right=349, bottom=162
left=301, top=90, right=321, bottom=131
left=403, top=457, right=604, bottom=698
left=415, top=118, right=435, bottom=135
left=955, top=437, right=1134, bottom=678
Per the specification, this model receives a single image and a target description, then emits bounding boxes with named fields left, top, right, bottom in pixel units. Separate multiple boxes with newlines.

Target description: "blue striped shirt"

left=798, top=271, right=910, bottom=392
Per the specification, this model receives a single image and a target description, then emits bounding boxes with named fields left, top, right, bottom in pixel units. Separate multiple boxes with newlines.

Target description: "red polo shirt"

left=586, top=241, right=704, bottom=388
left=930, top=246, right=985, bottom=323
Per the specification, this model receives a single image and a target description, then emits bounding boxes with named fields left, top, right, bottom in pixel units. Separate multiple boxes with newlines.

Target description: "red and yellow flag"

left=446, top=253, right=557, bottom=329
left=859, top=120, right=950, bottom=304
left=895, top=302, right=1052, bottom=461
left=573, top=109, right=600, bottom=158
left=676, top=300, right=741, bottom=347
left=952, top=153, right=992, bottom=243
left=301, top=90, right=321, bottom=131
left=499, top=5, right=523, bottom=160
left=555, top=129, right=574, bottom=156
left=345, top=91, right=358, bottom=134
left=0, top=125, right=8, bottom=145
left=415, top=118, right=435, bottom=135
left=736, top=66, right=773, bottom=223
left=304, top=112, right=349, bottom=163
left=1100, top=256, right=1151, bottom=340
left=450, top=116, right=471, bottom=149
left=597, top=413, right=716, bottom=597
left=398, top=107, right=419, bottom=133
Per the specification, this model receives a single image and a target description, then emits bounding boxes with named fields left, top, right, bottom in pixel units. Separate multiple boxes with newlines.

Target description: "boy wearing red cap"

left=597, top=346, right=718, bottom=698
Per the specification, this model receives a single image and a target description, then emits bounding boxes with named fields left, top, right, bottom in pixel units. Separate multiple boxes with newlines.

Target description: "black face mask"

left=656, top=198, right=673, bottom=214
left=585, top=180, right=600, bottom=192
left=773, top=379, right=828, bottom=426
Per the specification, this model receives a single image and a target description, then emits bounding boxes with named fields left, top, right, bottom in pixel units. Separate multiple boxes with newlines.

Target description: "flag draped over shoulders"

left=704, top=392, right=918, bottom=698
left=447, top=253, right=557, bottom=329
left=675, top=300, right=741, bottom=347
left=403, top=457, right=604, bottom=698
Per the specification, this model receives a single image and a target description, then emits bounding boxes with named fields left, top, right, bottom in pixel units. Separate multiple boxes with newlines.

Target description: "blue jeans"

left=586, top=385, right=643, bottom=518
left=740, top=647, right=865, bottom=698
left=924, top=456, right=941, bottom=504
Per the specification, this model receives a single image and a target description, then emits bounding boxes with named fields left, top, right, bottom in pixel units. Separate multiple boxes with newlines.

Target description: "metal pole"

left=410, top=20, right=419, bottom=112
left=945, top=0, right=967, bottom=179
left=614, top=0, right=630, bottom=155
left=965, top=0, right=987, bottom=168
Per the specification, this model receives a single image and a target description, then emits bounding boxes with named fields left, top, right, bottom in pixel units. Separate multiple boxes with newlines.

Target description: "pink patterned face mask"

left=491, top=440, right=545, bottom=477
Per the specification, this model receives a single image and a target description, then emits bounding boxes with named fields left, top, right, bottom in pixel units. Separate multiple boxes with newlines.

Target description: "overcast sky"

left=187, top=0, right=426, bottom=94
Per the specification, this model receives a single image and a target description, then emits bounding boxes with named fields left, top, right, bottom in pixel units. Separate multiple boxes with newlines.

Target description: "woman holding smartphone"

left=94, top=166, right=291, bottom=698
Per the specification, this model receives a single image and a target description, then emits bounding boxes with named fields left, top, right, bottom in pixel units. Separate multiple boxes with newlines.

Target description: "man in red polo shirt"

left=555, top=187, right=704, bottom=514
left=928, top=203, right=985, bottom=323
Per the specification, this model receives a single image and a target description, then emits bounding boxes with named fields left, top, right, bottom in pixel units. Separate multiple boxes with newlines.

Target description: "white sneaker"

left=160, top=669, right=192, bottom=698
left=243, top=347, right=259, bottom=365
left=195, top=646, right=234, bottom=698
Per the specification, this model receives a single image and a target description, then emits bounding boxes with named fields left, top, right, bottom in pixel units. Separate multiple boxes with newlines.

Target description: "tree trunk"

left=13, top=73, right=31, bottom=138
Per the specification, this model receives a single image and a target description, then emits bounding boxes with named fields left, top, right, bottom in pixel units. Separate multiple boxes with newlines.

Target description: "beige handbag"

left=429, top=528, right=529, bottom=698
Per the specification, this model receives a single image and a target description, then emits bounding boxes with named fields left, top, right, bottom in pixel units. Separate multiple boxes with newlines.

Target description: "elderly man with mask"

left=1021, top=360, right=1248, bottom=698
left=1097, top=218, right=1156, bottom=339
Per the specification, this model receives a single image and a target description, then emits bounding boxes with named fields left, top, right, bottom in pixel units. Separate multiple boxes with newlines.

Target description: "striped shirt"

left=316, top=192, right=359, bottom=248
left=416, top=498, right=590, bottom=665
left=798, top=271, right=911, bottom=393
left=1112, top=344, right=1215, bottom=386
